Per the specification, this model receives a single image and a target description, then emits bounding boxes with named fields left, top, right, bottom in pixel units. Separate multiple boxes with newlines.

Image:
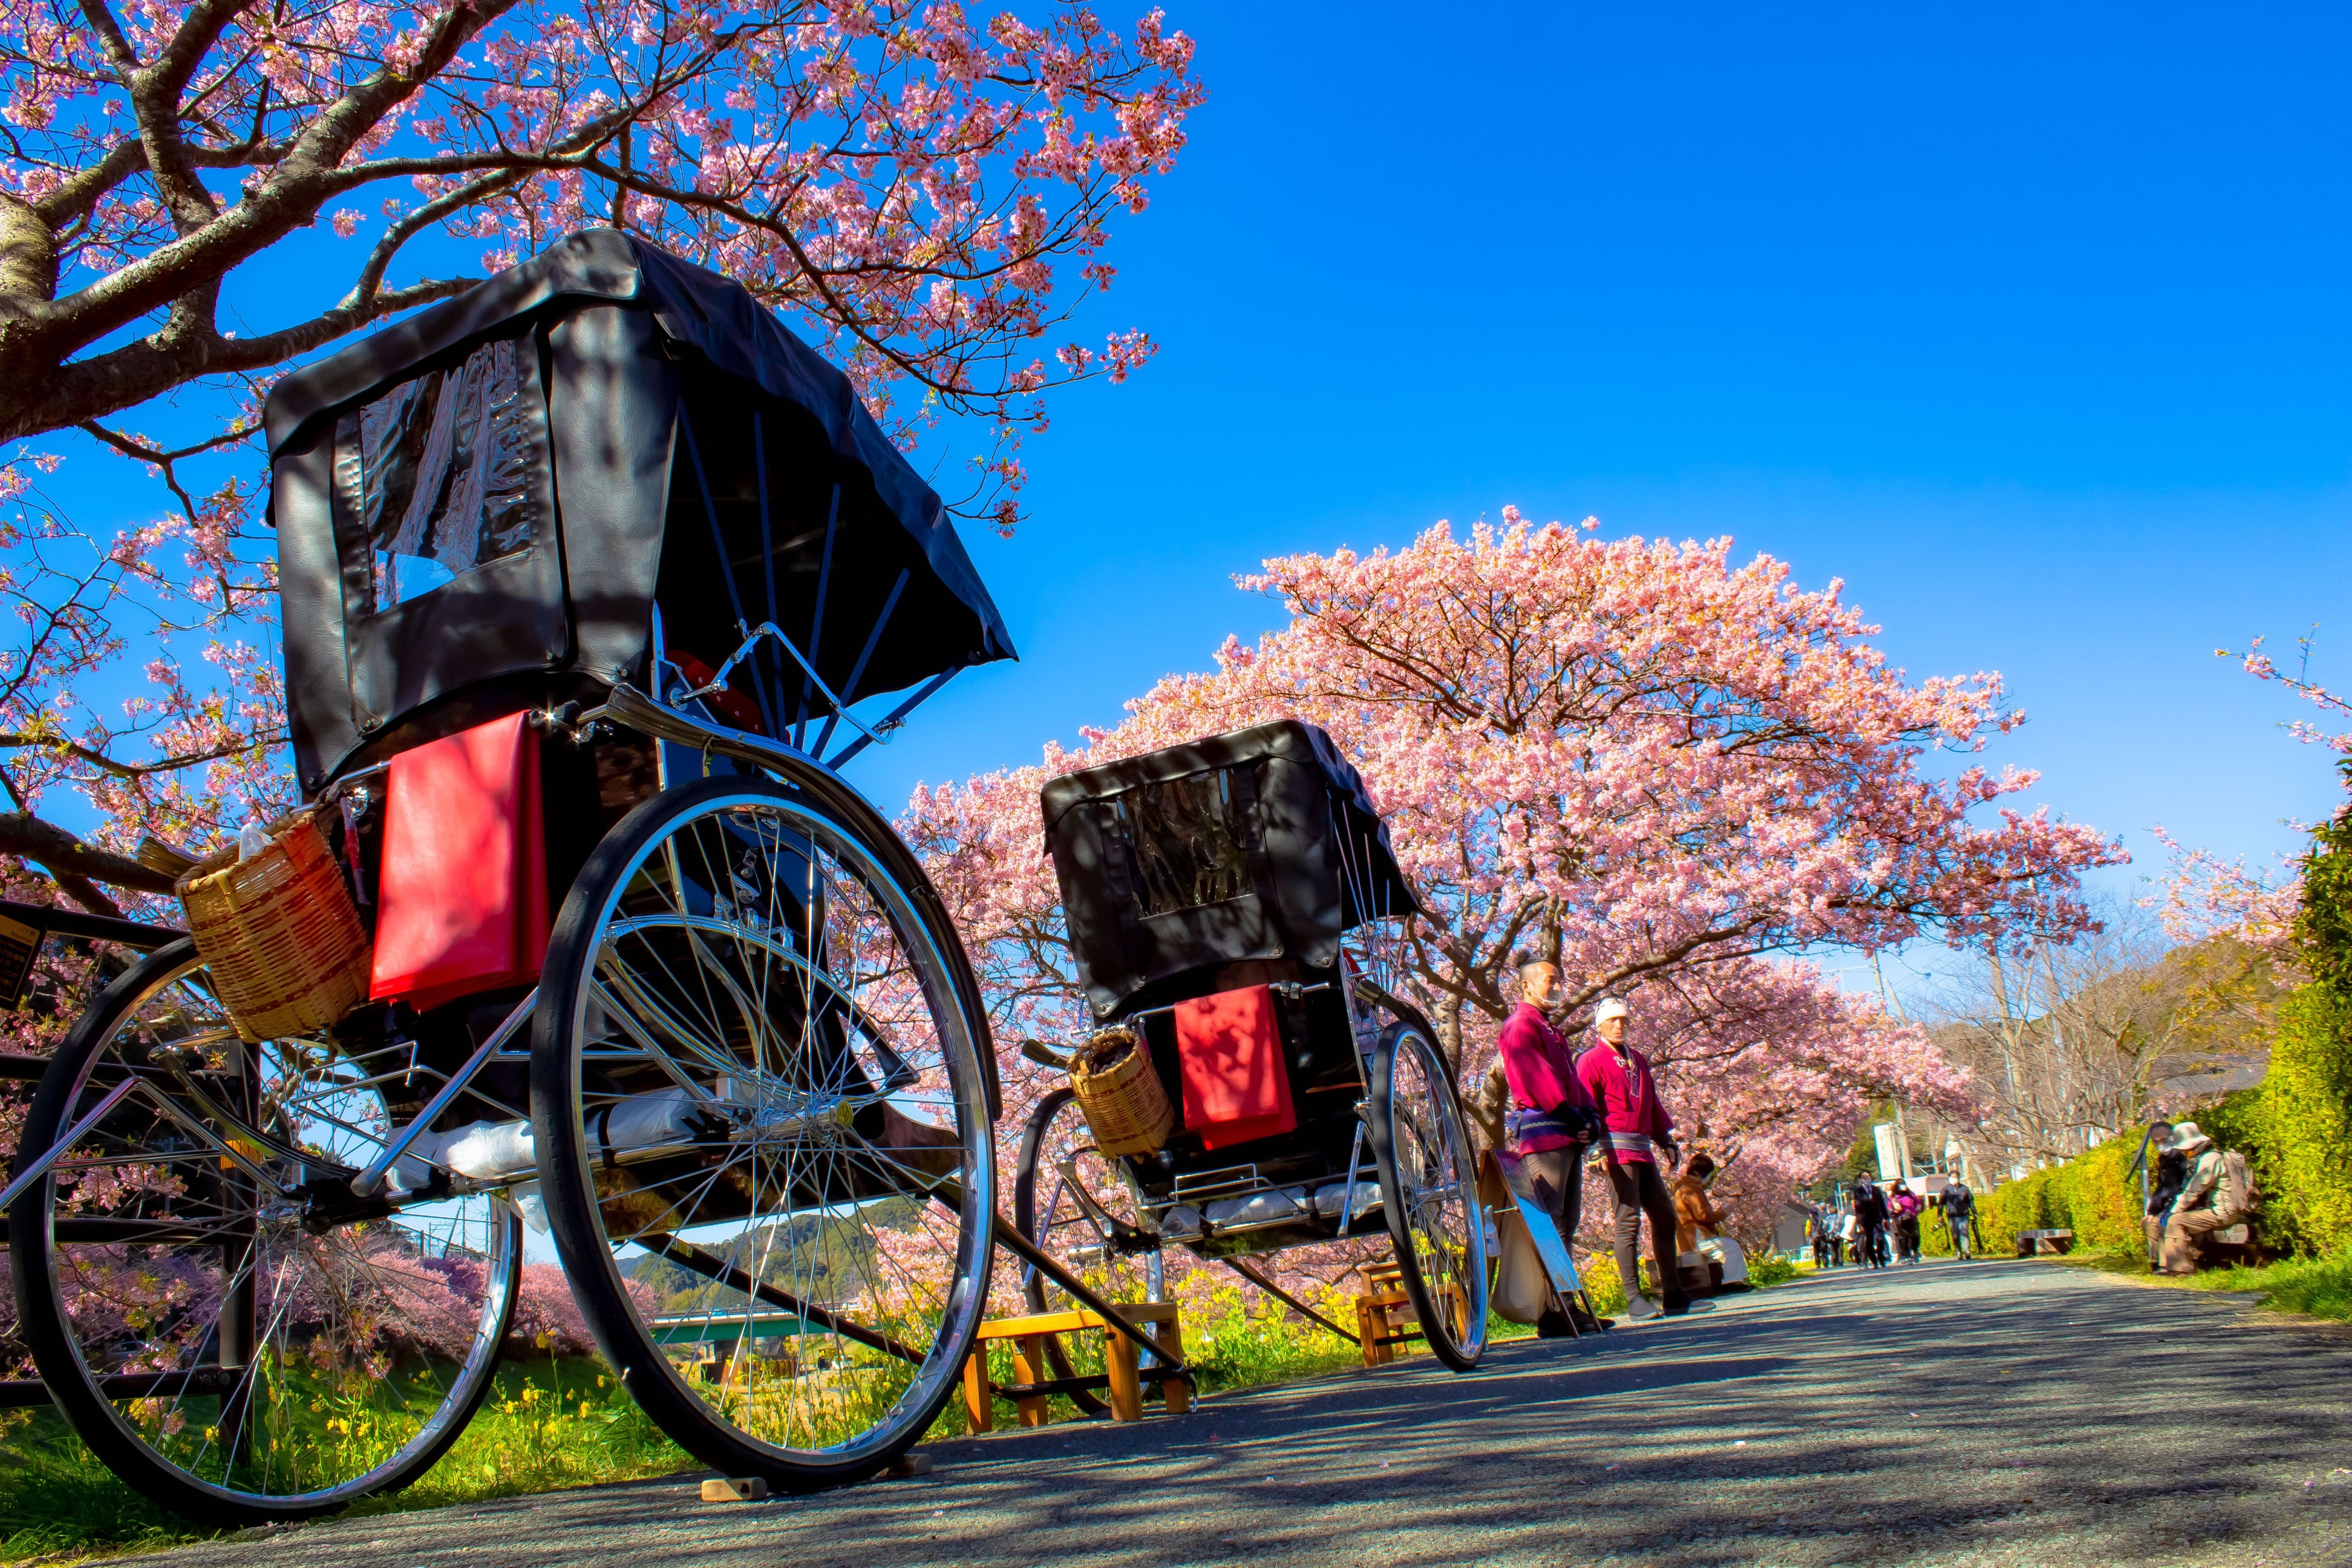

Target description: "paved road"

left=146, top=1259, right=2352, bottom=1568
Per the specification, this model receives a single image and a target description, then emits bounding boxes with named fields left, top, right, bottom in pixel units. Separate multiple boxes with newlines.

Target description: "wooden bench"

left=2016, top=1227, right=2075, bottom=1256
left=960, top=1302, right=1190, bottom=1433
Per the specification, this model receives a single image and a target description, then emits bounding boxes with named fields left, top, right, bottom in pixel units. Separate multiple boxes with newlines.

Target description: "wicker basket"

left=1069, top=1027, right=1175, bottom=1157
left=177, top=809, right=371, bottom=1042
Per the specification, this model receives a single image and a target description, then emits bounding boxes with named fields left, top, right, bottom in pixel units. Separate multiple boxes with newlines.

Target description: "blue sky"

left=849, top=1, right=2352, bottom=985
left=36, top=4, right=2349, bottom=995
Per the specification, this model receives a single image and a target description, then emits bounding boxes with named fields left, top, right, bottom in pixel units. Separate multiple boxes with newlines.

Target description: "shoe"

left=1535, top=1309, right=1573, bottom=1339
left=1661, top=1298, right=1716, bottom=1316
left=1623, top=1293, right=1662, bottom=1322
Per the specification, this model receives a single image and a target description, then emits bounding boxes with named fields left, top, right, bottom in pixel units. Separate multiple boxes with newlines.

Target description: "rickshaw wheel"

left=532, top=772, right=995, bottom=1491
left=7, top=941, right=521, bottom=1527
left=1012, top=1087, right=1165, bottom=1416
left=1366, top=1021, right=1489, bottom=1372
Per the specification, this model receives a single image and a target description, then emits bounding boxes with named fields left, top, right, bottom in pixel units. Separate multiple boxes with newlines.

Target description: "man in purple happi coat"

left=1576, top=995, right=1704, bottom=1321
left=1494, top=957, right=1608, bottom=1336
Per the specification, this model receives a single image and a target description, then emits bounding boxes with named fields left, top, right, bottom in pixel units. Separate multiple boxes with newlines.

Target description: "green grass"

left=0, top=1290, right=1506, bottom=1564
left=2057, top=1243, right=2352, bottom=1325
left=2, top=1252, right=1815, bottom=1563
left=0, top=1354, right=693, bottom=1566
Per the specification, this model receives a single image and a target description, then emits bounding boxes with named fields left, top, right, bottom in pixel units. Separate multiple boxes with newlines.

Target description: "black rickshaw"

left=3, top=230, right=1063, bottom=1521
left=1011, top=722, right=1489, bottom=1394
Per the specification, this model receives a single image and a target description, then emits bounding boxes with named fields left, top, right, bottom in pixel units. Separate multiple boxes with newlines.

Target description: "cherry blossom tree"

left=2151, top=635, right=2352, bottom=961
left=0, top=0, right=1203, bottom=909
left=907, top=512, right=2119, bottom=1287
left=0, top=8, right=1203, bottom=1361
left=912, top=510, right=2118, bottom=1053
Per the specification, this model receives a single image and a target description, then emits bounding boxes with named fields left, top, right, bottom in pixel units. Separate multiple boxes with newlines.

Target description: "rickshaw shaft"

left=348, top=988, right=536, bottom=1197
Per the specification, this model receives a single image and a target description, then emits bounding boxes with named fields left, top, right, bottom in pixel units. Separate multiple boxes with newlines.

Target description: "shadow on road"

left=149, top=1259, right=2352, bottom=1568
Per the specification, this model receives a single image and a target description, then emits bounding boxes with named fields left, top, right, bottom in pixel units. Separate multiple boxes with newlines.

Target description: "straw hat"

left=2167, top=1122, right=2212, bottom=1152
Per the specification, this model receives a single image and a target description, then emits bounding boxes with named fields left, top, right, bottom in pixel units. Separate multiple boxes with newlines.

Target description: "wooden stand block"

left=962, top=1345, right=995, bottom=1435
left=1354, top=1259, right=1420, bottom=1368
left=1150, top=1316, right=1192, bottom=1415
left=1010, top=1335, right=1052, bottom=1428
left=960, top=1301, right=1190, bottom=1433
left=702, top=1477, right=769, bottom=1502
left=1104, top=1332, right=1143, bottom=1422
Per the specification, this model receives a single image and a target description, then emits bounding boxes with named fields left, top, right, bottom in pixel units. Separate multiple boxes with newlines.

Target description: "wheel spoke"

left=543, top=780, right=989, bottom=1471
left=19, top=948, right=517, bottom=1519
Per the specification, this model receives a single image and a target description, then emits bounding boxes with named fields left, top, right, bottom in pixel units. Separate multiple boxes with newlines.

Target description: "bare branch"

left=0, top=811, right=178, bottom=894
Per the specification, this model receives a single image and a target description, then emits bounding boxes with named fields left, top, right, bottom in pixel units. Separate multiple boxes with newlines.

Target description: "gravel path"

left=142, top=1258, right=2352, bottom=1567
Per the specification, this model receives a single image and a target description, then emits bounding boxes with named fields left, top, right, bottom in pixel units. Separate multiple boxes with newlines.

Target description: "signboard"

left=1872, top=1122, right=1904, bottom=1181
left=1489, top=1149, right=1584, bottom=1294
left=0, top=912, right=42, bottom=1010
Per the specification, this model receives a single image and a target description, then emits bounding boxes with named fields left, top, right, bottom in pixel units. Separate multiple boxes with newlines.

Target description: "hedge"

left=2258, top=984, right=2352, bottom=1257
left=1977, top=1138, right=2144, bottom=1258
left=1965, top=988, right=2352, bottom=1260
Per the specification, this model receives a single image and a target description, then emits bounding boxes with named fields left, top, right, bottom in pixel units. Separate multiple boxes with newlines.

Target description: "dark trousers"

left=1519, top=1147, right=1586, bottom=1324
left=1518, top=1146, right=1586, bottom=1247
left=1861, top=1221, right=1887, bottom=1267
left=1603, top=1157, right=1685, bottom=1306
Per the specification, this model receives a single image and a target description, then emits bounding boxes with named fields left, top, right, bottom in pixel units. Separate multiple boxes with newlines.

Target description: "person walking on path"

left=1494, top=956, right=1608, bottom=1336
left=2143, top=1119, right=2186, bottom=1272
left=1851, top=1175, right=1890, bottom=1270
left=1837, top=1204, right=1860, bottom=1266
left=1576, top=996, right=1706, bottom=1321
left=1892, top=1184, right=1924, bottom=1266
left=1938, top=1177, right=1976, bottom=1261
left=2158, top=1123, right=2234, bottom=1276
left=1811, top=1204, right=1832, bottom=1269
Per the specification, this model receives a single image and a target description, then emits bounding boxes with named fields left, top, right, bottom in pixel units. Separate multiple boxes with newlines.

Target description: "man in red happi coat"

left=1575, top=996, right=1703, bottom=1321
left=1494, top=958, right=1608, bottom=1335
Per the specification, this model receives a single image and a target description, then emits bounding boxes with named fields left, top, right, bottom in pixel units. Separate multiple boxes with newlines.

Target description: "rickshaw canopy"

left=264, top=228, right=1015, bottom=791
left=1040, top=720, right=1422, bottom=1017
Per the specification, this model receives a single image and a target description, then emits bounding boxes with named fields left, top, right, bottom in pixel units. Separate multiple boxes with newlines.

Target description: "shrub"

left=1979, top=1138, right=2143, bottom=1257
left=2257, top=984, right=2352, bottom=1256
left=1576, top=1253, right=1628, bottom=1316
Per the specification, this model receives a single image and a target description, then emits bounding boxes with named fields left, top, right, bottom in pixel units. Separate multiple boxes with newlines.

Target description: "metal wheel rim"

left=1021, top=1091, right=1163, bottom=1309
left=1018, top=1090, right=1163, bottom=1405
left=552, top=783, right=992, bottom=1464
left=23, top=952, right=517, bottom=1510
left=1384, top=1030, right=1488, bottom=1361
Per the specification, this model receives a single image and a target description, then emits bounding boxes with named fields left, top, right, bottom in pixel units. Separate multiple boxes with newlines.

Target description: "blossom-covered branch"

left=1, top=0, right=1203, bottom=530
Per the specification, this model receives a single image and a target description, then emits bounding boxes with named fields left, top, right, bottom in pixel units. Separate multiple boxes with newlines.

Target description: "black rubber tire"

left=531, top=769, right=996, bottom=1491
left=1366, top=1020, right=1488, bottom=1373
left=8, top=941, right=520, bottom=1527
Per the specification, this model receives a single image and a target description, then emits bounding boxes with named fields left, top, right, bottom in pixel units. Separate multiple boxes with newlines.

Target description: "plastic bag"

left=1492, top=1207, right=1553, bottom=1325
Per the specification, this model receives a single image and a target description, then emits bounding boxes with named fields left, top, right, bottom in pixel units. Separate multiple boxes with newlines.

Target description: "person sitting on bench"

left=1671, top=1152, right=1737, bottom=1293
left=2158, top=1123, right=2230, bottom=1276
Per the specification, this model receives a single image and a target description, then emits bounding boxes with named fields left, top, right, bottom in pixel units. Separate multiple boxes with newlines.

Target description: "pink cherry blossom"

left=906, top=513, right=2121, bottom=1287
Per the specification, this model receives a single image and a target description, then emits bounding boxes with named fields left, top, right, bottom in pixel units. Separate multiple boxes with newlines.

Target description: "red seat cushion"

left=369, top=712, right=548, bottom=1012
left=1175, top=984, right=1296, bottom=1151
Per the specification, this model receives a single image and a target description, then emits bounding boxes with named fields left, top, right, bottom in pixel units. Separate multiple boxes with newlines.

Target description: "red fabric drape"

left=369, top=712, right=548, bottom=1011
left=1175, top=984, right=1296, bottom=1151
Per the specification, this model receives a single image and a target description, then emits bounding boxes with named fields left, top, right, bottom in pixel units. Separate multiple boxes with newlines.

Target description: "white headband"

left=1594, top=998, right=1630, bottom=1023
